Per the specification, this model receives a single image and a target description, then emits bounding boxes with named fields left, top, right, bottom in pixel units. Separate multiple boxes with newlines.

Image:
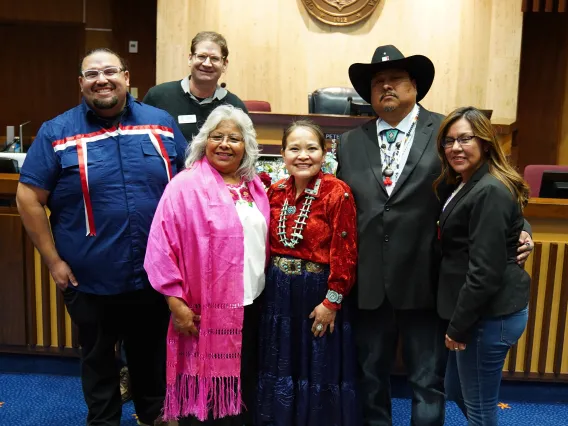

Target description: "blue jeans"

left=445, top=306, right=528, bottom=425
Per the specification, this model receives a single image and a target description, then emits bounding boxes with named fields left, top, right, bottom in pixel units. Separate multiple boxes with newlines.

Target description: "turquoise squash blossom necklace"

left=277, top=178, right=322, bottom=248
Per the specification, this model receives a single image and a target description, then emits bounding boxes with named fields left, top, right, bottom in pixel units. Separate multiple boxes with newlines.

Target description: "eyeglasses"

left=442, top=134, right=477, bottom=150
left=208, top=133, right=243, bottom=144
left=81, top=66, right=124, bottom=81
left=193, top=53, right=225, bottom=66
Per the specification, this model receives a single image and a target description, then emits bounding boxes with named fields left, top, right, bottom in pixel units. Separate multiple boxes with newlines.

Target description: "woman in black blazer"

left=433, top=107, right=531, bottom=425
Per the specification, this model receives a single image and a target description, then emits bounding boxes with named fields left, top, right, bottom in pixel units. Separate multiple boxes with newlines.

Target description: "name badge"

left=178, top=115, right=196, bottom=124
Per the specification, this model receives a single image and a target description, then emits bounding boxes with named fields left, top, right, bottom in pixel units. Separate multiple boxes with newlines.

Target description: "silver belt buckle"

left=289, top=259, right=302, bottom=275
left=276, top=257, right=302, bottom=275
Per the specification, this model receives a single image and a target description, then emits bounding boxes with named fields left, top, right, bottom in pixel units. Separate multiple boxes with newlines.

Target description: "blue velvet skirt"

left=257, top=257, right=360, bottom=426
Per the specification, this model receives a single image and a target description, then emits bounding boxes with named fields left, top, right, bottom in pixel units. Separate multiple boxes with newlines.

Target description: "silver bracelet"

left=326, top=290, right=343, bottom=304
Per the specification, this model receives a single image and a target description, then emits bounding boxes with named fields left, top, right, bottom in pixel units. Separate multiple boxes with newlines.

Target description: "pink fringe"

left=162, top=374, right=242, bottom=421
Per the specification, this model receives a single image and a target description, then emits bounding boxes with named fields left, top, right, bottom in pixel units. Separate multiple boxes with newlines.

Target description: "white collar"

left=180, top=76, right=227, bottom=104
left=376, top=103, right=420, bottom=135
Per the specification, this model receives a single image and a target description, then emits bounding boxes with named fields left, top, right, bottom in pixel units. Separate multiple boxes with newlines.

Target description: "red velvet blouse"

left=268, top=171, right=358, bottom=310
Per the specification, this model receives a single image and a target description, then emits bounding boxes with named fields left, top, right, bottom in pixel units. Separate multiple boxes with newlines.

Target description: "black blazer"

left=337, top=106, right=448, bottom=310
left=438, top=163, right=531, bottom=343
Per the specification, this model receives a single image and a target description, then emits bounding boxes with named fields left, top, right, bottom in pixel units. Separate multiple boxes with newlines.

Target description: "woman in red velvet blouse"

left=256, top=120, right=359, bottom=426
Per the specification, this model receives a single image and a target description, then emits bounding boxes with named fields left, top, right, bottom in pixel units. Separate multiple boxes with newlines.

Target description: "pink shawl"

left=144, top=158, right=270, bottom=421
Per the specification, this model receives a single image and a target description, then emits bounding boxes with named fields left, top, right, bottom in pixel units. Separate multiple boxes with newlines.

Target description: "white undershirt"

left=443, top=181, right=466, bottom=211
left=234, top=199, right=267, bottom=305
left=376, top=103, right=420, bottom=196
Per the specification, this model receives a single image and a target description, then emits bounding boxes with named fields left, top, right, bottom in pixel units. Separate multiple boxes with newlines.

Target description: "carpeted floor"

left=1, top=354, right=567, bottom=425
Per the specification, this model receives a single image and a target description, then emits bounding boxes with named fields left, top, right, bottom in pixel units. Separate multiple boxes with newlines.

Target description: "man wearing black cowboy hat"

left=336, top=45, right=533, bottom=426
left=336, top=44, right=447, bottom=426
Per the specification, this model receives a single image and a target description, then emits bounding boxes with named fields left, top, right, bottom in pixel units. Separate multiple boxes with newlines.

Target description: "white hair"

left=185, top=105, right=259, bottom=181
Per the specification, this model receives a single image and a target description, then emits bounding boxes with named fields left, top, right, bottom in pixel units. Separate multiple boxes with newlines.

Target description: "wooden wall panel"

left=81, top=0, right=157, bottom=100
left=0, top=23, right=83, bottom=143
left=0, top=0, right=83, bottom=23
left=0, top=0, right=156, bottom=142
left=516, top=13, right=568, bottom=170
left=85, top=0, right=112, bottom=28
left=85, top=30, right=115, bottom=53
left=111, top=0, right=157, bottom=100
left=558, top=55, right=568, bottom=165
left=156, top=0, right=523, bottom=119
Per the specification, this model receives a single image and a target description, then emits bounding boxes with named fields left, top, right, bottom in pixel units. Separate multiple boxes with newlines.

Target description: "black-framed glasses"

left=81, top=66, right=124, bottom=81
left=208, top=133, right=243, bottom=144
left=193, top=53, right=225, bottom=66
left=442, top=134, right=477, bottom=150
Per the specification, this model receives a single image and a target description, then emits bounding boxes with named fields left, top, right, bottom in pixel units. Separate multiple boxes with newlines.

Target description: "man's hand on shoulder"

left=517, top=231, right=534, bottom=266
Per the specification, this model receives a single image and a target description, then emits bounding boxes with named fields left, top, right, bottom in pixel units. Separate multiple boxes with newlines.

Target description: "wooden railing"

left=505, top=242, right=568, bottom=381
left=1, top=175, right=567, bottom=380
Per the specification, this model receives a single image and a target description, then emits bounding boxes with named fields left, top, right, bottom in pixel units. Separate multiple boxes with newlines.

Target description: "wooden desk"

left=0, top=173, right=18, bottom=195
left=525, top=197, right=568, bottom=222
left=250, top=112, right=517, bottom=157
left=1, top=115, right=518, bottom=156
left=250, top=112, right=370, bottom=153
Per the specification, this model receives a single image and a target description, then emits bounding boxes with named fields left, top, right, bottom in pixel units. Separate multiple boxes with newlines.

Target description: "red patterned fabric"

left=268, top=171, right=358, bottom=310
left=226, top=180, right=254, bottom=203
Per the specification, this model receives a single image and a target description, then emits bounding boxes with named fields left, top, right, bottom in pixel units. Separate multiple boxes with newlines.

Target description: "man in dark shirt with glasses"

left=143, top=31, right=248, bottom=142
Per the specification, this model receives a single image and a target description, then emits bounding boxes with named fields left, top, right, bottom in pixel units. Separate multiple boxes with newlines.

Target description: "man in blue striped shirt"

left=16, top=48, right=187, bottom=426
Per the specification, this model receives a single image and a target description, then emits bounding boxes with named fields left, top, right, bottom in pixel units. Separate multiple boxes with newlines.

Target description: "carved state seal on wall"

left=301, top=0, right=380, bottom=26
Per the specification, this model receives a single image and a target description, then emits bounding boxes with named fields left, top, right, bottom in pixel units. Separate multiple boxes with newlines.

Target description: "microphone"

left=220, top=82, right=227, bottom=88
left=343, top=96, right=353, bottom=115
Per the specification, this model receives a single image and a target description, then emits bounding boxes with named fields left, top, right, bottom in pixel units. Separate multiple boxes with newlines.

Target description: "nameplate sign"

left=301, top=0, right=380, bottom=26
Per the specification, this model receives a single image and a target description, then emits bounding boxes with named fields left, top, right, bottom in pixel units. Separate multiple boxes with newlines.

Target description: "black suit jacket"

left=437, top=163, right=531, bottom=343
left=337, top=106, right=448, bottom=310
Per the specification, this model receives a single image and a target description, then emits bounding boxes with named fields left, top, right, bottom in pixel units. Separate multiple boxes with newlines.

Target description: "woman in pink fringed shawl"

left=144, top=105, right=270, bottom=426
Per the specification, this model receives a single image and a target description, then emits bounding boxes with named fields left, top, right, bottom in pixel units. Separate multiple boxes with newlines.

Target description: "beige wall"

left=156, top=0, right=523, bottom=119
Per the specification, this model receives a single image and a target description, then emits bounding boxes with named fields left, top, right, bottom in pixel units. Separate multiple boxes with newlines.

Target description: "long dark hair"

left=433, top=106, right=529, bottom=208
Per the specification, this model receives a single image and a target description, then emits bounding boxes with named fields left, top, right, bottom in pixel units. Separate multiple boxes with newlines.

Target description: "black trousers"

left=354, top=299, right=448, bottom=426
left=63, top=286, right=170, bottom=426
left=178, top=300, right=260, bottom=426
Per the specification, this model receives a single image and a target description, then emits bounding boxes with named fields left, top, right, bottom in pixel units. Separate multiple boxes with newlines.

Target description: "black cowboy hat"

left=349, top=45, right=435, bottom=103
